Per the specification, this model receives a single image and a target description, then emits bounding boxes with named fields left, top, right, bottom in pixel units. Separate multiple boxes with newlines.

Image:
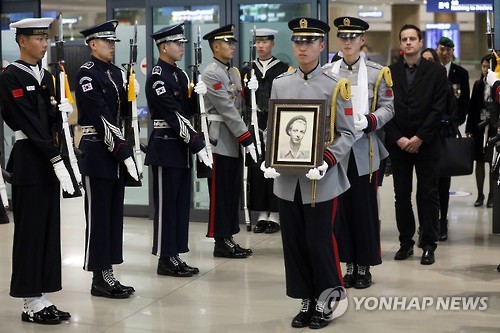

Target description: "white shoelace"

left=346, top=263, right=355, bottom=275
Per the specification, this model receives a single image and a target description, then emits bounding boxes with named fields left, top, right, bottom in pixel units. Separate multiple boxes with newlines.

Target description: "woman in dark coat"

left=465, top=55, right=497, bottom=208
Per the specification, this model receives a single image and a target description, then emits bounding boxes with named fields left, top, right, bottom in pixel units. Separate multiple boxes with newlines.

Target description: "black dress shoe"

left=176, top=256, right=200, bottom=274
left=264, top=221, right=280, bottom=234
left=115, top=281, right=135, bottom=294
left=343, top=273, right=356, bottom=288
left=213, top=241, right=248, bottom=259
left=291, top=298, right=315, bottom=328
left=420, top=249, right=435, bottom=265
left=474, top=194, right=485, bottom=207
left=157, top=257, right=193, bottom=277
left=394, top=246, right=413, bottom=260
left=497, top=264, right=500, bottom=272
left=46, top=305, right=71, bottom=321
left=228, top=238, right=253, bottom=255
left=309, top=310, right=329, bottom=329
left=91, top=283, right=130, bottom=298
left=487, top=194, right=494, bottom=208
left=22, top=307, right=61, bottom=325
left=253, top=220, right=267, bottom=233
left=354, top=267, right=372, bottom=289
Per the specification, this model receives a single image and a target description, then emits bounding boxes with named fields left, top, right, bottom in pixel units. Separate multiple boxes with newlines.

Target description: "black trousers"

left=207, top=154, right=241, bottom=238
left=279, top=184, right=343, bottom=299
left=83, top=175, right=125, bottom=271
left=152, top=166, right=190, bottom=257
left=10, top=183, right=61, bottom=297
left=438, top=176, right=451, bottom=220
left=248, top=159, right=278, bottom=212
left=336, top=152, right=381, bottom=266
left=391, top=156, right=439, bottom=250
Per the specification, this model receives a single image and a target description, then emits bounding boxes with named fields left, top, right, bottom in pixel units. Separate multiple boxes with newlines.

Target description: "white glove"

left=124, top=157, right=139, bottom=181
left=53, top=160, right=75, bottom=194
left=58, top=98, right=74, bottom=116
left=134, top=78, right=140, bottom=96
left=197, top=147, right=212, bottom=168
left=486, top=69, right=499, bottom=87
left=247, top=76, right=259, bottom=91
left=354, top=112, right=368, bottom=132
left=194, top=81, right=207, bottom=96
left=260, top=161, right=280, bottom=179
left=246, top=144, right=258, bottom=163
left=305, top=161, right=328, bottom=181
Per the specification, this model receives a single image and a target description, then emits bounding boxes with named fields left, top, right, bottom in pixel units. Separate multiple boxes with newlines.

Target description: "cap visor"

left=291, top=36, right=319, bottom=42
left=337, top=32, right=361, bottom=38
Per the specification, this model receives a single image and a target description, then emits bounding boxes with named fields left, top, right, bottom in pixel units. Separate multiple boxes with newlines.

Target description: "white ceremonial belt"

left=153, top=120, right=171, bottom=129
left=14, top=130, right=27, bottom=141
left=81, top=126, right=98, bottom=135
left=207, top=114, right=223, bottom=122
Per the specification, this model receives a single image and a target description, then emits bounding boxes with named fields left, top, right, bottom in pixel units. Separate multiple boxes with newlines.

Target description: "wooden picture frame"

left=265, top=99, right=327, bottom=174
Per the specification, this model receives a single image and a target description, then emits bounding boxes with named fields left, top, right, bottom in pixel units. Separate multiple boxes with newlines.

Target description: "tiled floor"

left=0, top=172, right=499, bottom=332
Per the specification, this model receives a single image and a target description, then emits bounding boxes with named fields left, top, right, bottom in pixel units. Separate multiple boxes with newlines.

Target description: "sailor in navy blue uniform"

left=75, top=20, right=139, bottom=299
left=202, top=25, right=258, bottom=258
left=0, top=17, right=73, bottom=325
left=145, top=23, right=212, bottom=277
left=240, top=28, right=290, bottom=234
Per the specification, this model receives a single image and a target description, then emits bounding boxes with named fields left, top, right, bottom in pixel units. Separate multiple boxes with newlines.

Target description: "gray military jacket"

left=323, top=59, right=394, bottom=176
left=271, top=65, right=356, bottom=204
left=202, top=59, right=251, bottom=158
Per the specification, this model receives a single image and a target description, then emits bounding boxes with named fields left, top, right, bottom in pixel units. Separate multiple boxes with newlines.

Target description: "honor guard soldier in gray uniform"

left=262, top=17, right=355, bottom=329
left=325, top=17, right=394, bottom=289
left=145, top=23, right=212, bottom=277
left=201, top=24, right=258, bottom=258
left=75, top=20, right=139, bottom=299
left=0, top=17, right=73, bottom=324
left=241, top=28, right=290, bottom=234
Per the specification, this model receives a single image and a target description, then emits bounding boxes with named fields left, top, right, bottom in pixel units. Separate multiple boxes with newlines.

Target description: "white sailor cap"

left=252, top=28, right=278, bottom=40
left=9, top=18, right=54, bottom=36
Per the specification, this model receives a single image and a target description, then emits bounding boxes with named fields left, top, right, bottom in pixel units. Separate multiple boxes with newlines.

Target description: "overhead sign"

left=427, top=0, right=493, bottom=12
left=358, top=10, right=384, bottom=18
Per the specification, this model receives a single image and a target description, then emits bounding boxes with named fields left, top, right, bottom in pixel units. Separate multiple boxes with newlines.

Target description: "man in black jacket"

left=385, top=24, right=447, bottom=265
left=436, top=36, right=470, bottom=125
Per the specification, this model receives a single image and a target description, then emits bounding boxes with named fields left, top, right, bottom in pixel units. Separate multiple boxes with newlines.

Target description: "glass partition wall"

left=107, top=0, right=326, bottom=219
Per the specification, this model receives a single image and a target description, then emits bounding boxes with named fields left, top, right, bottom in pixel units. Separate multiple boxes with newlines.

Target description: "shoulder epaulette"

left=275, top=69, right=295, bottom=80
left=322, top=68, right=337, bottom=81
left=232, top=66, right=241, bottom=79
left=80, top=61, right=94, bottom=70
left=109, top=62, right=125, bottom=73
left=366, top=60, right=383, bottom=70
left=152, top=66, right=162, bottom=75
left=287, top=65, right=294, bottom=72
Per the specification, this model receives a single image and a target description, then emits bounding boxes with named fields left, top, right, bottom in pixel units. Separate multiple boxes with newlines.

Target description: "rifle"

left=123, top=21, right=143, bottom=186
left=248, top=25, right=262, bottom=160
left=50, top=13, right=83, bottom=198
left=190, top=26, right=213, bottom=178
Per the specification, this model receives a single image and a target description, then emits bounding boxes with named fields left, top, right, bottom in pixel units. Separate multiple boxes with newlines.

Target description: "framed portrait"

left=265, top=99, right=327, bottom=174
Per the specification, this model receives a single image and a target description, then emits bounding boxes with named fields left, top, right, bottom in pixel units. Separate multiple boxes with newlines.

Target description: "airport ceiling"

left=41, top=0, right=426, bottom=13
